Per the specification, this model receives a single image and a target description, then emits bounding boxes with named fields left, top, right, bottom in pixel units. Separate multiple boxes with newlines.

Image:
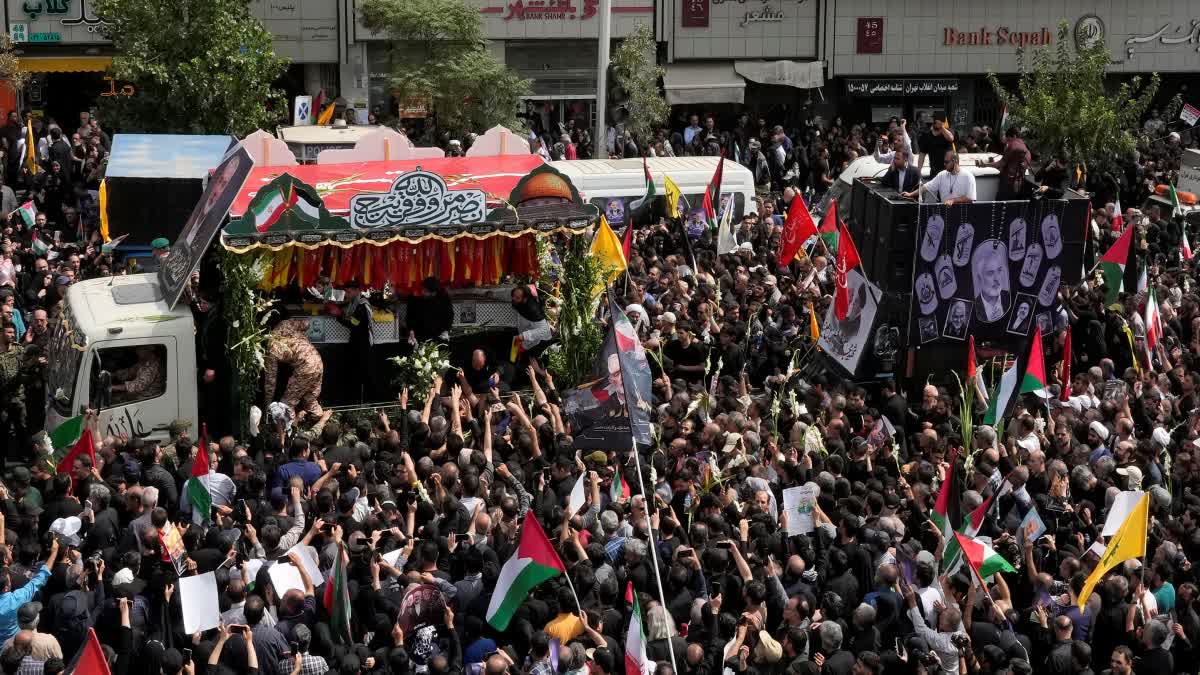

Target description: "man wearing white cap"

left=1115, top=465, right=1143, bottom=491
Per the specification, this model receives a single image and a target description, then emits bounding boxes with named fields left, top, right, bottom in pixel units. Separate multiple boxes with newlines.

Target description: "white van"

left=817, top=152, right=1003, bottom=222
left=550, top=157, right=758, bottom=229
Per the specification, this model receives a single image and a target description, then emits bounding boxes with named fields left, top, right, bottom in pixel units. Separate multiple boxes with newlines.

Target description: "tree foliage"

left=0, top=36, right=29, bottom=90
left=360, top=0, right=530, bottom=138
left=987, top=22, right=1177, bottom=173
left=93, top=0, right=289, bottom=135
left=545, top=237, right=605, bottom=386
left=611, top=22, right=667, bottom=144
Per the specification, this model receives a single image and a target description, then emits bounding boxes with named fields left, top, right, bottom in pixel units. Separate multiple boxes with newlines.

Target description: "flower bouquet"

left=389, top=342, right=451, bottom=389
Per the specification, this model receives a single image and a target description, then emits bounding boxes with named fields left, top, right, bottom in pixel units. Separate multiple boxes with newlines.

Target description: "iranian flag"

left=487, top=511, right=565, bottom=630
left=1098, top=223, right=1134, bottom=305
left=187, top=425, right=213, bottom=524
left=629, top=157, right=658, bottom=211
left=17, top=201, right=37, bottom=228
left=967, top=336, right=988, bottom=406
left=55, top=428, right=96, bottom=477
left=930, top=446, right=960, bottom=571
left=1020, top=328, right=1049, bottom=398
left=324, top=542, right=352, bottom=642
left=1170, top=182, right=1184, bottom=218
left=252, top=185, right=298, bottom=232
left=833, top=220, right=862, bottom=321
left=610, top=462, right=630, bottom=502
left=625, top=583, right=655, bottom=675
left=1145, top=287, right=1163, bottom=353
left=1183, top=229, right=1193, bottom=262
left=982, top=358, right=1019, bottom=426
left=954, top=531, right=1016, bottom=588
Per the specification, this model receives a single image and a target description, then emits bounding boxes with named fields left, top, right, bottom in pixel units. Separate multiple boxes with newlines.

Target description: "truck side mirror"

left=93, top=370, right=112, bottom=410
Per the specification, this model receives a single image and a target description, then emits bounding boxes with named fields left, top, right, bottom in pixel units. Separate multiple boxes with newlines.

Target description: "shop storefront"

left=827, top=0, right=1200, bottom=131
left=656, top=0, right=823, bottom=116
left=354, top=0, right=653, bottom=134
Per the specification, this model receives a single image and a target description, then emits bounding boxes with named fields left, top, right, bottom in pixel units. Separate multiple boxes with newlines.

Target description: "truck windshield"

left=46, top=304, right=86, bottom=417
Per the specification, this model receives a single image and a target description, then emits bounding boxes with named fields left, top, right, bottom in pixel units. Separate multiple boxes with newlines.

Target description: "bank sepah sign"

left=943, top=26, right=1053, bottom=47
left=11, top=0, right=108, bottom=42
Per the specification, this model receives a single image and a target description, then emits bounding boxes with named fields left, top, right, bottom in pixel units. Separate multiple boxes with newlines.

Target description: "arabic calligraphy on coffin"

left=349, top=170, right=488, bottom=230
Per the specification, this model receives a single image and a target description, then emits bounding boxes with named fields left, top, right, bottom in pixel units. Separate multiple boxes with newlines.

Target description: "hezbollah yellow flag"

left=808, top=301, right=820, bottom=342
left=24, top=118, right=38, bottom=176
left=664, top=175, right=683, bottom=219
left=317, top=103, right=337, bottom=125
left=99, top=178, right=110, bottom=242
left=1078, top=492, right=1149, bottom=610
left=590, top=215, right=627, bottom=286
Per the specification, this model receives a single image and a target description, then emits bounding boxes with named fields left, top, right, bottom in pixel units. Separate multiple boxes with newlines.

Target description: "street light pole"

left=594, top=0, right=611, bottom=159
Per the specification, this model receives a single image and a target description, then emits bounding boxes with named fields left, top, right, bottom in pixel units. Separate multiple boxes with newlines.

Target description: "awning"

left=18, top=56, right=112, bottom=73
left=663, top=62, right=745, bottom=105
left=735, top=60, right=824, bottom=89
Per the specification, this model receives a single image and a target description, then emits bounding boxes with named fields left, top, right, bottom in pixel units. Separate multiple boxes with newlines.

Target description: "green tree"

left=360, top=0, right=530, bottom=138
left=93, top=0, right=289, bottom=135
left=987, top=21, right=1177, bottom=173
left=0, top=36, right=29, bottom=90
left=610, top=23, right=667, bottom=145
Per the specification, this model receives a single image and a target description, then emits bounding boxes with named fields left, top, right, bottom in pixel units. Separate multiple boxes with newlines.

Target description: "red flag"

left=1059, top=326, right=1072, bottom=402
left=701, top=155, right=726, bottom=229
left=967, top=336, right=979, bottom=380
left=71, top=628, right=111, bottom=675
left=56, top=428, right=96, bottom=476
left=833, top=220, right=862, bottom=321
left=622, top=219, right=633, bottom=262
left=776, top=193, right=818, bottom=267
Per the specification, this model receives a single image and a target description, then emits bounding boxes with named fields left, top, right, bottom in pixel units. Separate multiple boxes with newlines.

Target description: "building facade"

left=825, top=0, right=1200, bottom=129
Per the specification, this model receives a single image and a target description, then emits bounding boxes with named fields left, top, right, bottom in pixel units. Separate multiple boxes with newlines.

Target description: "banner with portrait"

left=911, top=199, right=1083, bottom=344
left=819, top=268, right=881, bottom=375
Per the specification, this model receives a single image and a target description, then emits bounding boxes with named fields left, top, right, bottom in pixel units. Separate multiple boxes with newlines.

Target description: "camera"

left=950, top=633, right=970, bottom=651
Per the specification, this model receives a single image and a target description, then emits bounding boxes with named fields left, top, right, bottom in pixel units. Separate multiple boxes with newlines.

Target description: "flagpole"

left=630, top=437, right=679, bottom=675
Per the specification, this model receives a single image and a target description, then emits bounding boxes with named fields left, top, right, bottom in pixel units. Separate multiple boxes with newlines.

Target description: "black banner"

left=911, top=199, right=1084, bottom=344
left=846, top=78, right=960, bottom=97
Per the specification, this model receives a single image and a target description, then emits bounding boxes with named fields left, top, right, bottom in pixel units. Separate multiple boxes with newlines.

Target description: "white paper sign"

left=268, top=560, right=306, bottom=597
left=286, top=544, right=325, bottom=588
left=782, top=483, right=819, bottom=535
left=294, top=95, right=313, bottom=126
left=382, top=549, right=405, bottom=567
left=179, top=572, right=221, bottom=634
left=239, top=558, right=266, bottom=588
left=1103, top=490, right=1145, bottom=536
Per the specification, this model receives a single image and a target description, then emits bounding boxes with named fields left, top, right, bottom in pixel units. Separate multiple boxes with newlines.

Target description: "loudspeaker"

left=850, top=178, right=872, bottom=236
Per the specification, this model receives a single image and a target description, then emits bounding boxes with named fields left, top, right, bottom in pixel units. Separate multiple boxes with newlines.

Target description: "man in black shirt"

left=917, top=118, right=955, bottom=176
left=663, top=321, right=707, bottom=384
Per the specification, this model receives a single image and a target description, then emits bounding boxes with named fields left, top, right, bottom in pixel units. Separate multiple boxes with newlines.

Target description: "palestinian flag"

left=624, top=583, right=655, bottom=675
left=187, top=424, right=213, bottom=524
left=1145, top=287, right=1163, bottom=353
left=930, top=446, right=960, bottom=571
left=1019, top=328, right=1049, bottom=398
left=324, top=542, right=352, bottom=643
left=56, top=428, right=96, bottom=477
left=701, top=156, right=725, bottom=230
left=48, top=414, right=84, bottom=459
left=629, top=157, right=658, bottom=211
left=487, top=511, right=565, bottom=630
left=983, top=357, right=1019, bottom=426
left=1059, top=326, right=1072, bottom=403
left=1098, top=223, right=1134, bottom=304
left=818, top=203, right=839, bottom=252
left=1183, top=229, right=1193, bottom=262
left=18, top=201, right=38, bottom=229
left=1170, top=182, right=1183, bottom=218
left=68, top=628, right=110, bottom=675
left=954, top=531, right=1016, bottom=588
left=252, top=185, right=298, bottom=232
left=610, top=461, right=630, bottom=502
left=944, top=490, right=998, bottom=573
left=101, top=233, right=129, bottom=255
left=968, top=336, right=988, bottom=406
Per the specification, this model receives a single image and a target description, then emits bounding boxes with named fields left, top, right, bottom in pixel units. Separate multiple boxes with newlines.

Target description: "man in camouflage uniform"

left=0, top=322, right=28, bottom=469
left=264, top=318, right=325, bottom=419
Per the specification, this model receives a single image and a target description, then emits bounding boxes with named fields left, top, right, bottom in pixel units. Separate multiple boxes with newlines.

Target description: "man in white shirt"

left=683, top=115, right=703, bottom=146
left=873, top=120, right=912, bottom=165
left=903, top=152, right=976, bottom=206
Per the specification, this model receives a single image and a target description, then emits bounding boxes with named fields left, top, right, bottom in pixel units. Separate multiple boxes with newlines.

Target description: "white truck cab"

left=45, top=273, right=198, bottom=445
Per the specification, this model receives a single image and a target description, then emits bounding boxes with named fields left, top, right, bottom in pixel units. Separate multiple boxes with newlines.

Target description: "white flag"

left=567, top=473, right=587, bottom=516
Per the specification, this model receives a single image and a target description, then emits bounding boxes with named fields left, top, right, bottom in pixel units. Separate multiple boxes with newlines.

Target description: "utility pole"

left=593, top=0, right=611, bottom=159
